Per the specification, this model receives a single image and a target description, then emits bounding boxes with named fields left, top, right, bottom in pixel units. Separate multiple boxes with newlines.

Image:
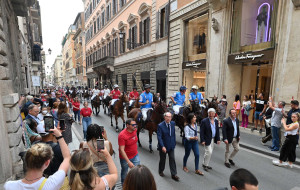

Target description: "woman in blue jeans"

left=80, top=101, right=92, bottom=140
left=183, top=113, right=204, bottom=175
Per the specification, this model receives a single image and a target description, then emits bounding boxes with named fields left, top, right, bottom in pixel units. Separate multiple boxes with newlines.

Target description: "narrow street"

left=71, top=104, right=300, bottom=190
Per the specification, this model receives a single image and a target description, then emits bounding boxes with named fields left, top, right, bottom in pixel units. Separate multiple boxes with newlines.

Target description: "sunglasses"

left=130, top=124, right=137, bottom=127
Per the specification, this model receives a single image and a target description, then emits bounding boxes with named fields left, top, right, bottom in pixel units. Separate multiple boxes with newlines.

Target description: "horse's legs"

left=121, top=114, right=125, bottom=130
left=110, top=113, right=113, bottom=127
left=149, top=129, right=153, bottom=153
left=137, top=126, right=142, bottom=147
left=115, top=115, right=119, bottom=132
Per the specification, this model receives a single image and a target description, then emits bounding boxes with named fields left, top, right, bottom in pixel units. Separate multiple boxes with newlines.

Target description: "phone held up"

left=44, top=116, right=54, bottom=132
left=96, top=139, right=105, bottom=152
left=59, top=119, right=65, bottom=130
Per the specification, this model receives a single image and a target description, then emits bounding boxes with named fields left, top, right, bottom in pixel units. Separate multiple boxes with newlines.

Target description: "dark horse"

left=128, top=100, right=167, bottom=152
left=83, top=90, right=90, bottom=101
left=126, top=97, right=140, bottom=117
left=110, top=93, right=128, bottom=132
left=91, top=95, right=101, bottom=116
left=71, top=90, right=77, bottom=99
left=102, top=96, right=112, bottom=115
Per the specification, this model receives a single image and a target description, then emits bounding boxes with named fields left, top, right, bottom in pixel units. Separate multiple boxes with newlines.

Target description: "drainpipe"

left=167, top=0, right=171, bottom=102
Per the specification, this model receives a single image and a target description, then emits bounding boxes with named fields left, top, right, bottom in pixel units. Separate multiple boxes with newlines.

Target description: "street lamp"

left=119, top=32, right=125, bottom=39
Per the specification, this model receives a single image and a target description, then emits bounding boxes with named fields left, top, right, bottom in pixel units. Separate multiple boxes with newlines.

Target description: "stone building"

left=73, top=12, right=87, bottom=87
left=83, top=0, right=169, bottom=100
left=167, top=0, right=300, bottom=117
left=0, top=0, right=40, bottom=185
left=53, top=55, right=63, bottom=86
left=61, top=25, right=76, bottom=87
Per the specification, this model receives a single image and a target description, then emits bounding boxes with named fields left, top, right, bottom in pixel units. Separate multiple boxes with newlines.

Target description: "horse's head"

left=154, top=99, right=168, bottom=114
left=120, top=92, right=129, bottom=103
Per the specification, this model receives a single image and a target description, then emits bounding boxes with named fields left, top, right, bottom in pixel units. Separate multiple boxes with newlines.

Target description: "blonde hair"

left=69, top=149, right=98, bottom=190
left=292, top=112, right=300, bottom=122
left=25, top=143, right=53, bottom=170
left=53, top=102, right=59, bottom=109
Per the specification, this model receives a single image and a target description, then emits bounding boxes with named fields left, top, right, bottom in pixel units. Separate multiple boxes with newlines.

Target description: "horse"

left=102, top=96, right=112, bottom=115
left=83, top=90, right=90, bottom=102
left=91, top=95, right=101, bottom=116
left=71, top=90, right=77, bottom=99
left=128, top=100, right=167, bottom=153
left=203, top=100, right=219, bottom=118
left=110, top=93, right=128, bottom=132
left=127, top=97, right=140, bottom=117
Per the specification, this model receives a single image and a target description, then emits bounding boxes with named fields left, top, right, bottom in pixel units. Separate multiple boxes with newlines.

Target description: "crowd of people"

left=3, top=84, right=299, bottom=190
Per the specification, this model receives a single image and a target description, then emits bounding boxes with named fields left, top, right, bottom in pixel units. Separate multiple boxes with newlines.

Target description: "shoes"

left=272, top=160, right=288, bottom=167
left=268, top=146, right=274, bottom=149
left=206, top=166, right=212, bottom=170
left=159, top=172, right=165, bottom=177
left=251, top=128, right=257, bottom=132
left=259, top=129, right=263, bottom=133
left=195, top=170, right=204, bottom=176
left=224, top=163, right=231, bottom=168
left=183, top=167, right=189, bottom=173
left=171, top=175, right=180, bottom=181
left=229, top=159, right=235, bottom=166
left=271, top=148, right=279, bottom=151
left=202, top=164, right=209, bottom=171
left=288, top=164, right=293, bottom=168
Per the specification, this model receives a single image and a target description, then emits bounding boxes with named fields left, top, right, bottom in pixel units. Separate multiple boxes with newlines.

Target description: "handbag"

left=265, top=118, right=271, bottom=128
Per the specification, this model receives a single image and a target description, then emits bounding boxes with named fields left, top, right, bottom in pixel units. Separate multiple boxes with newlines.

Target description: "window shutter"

left=116, top=38, right=118, bottom=56
left=134, top=25, right=137, bottom=48
left=156, top=11, right=160, bottom=39
left=139, top=21, right=143, bottom=46
left=128, top=28, right=131, bottom=50
left=146, top=17, right=150, bottom=44
left=120, top=36, right=123, bottom=53
left=165, top=3, right=169, bottom=37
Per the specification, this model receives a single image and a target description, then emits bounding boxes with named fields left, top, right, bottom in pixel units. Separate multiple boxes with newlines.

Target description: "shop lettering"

left=235, top=54, right=264, bottom=61
left=185, top=62, right=202, bottom=67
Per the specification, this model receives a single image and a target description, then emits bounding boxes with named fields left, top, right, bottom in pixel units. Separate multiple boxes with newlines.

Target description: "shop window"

left=231, top=0, right=278, bottom=53
left=184, top=14, right=208, bottom=62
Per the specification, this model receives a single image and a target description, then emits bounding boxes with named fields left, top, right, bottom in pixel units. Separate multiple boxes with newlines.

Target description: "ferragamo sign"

left=228, top=49, right=274, bottom=64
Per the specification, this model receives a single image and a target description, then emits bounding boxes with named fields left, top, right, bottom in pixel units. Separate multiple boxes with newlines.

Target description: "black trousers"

left=159, top=149, right=177, bottom=176
left=279, top=135, right=297, bottom=162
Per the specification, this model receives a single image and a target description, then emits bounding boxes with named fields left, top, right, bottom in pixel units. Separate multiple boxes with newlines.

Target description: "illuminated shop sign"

left=235, top=53, right=264, bottom=61
left=228, top=49, right=274, bottom=64
left=182, top=59, right=206, bottom=69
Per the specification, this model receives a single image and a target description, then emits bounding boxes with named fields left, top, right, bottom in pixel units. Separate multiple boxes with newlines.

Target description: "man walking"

left=118, top=119, right=140, bottom=184
left=223, top=109, right=240, bottom=168
left=200, top=108, right=221, bottom=171
left=157, top=112, right=180, bottom=181
left=268, top=97, right=285, bottom=151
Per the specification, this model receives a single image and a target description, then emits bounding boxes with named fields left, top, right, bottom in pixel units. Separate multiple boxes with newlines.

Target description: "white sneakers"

left=272, top=160, right=293, bottom=168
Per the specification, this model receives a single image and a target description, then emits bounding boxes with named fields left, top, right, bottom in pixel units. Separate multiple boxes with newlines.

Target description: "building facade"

left=61, top=25, right=76, bottom=87
left=167, top=0, right=300, bottom=116
left=83, top=0, right=169, bottom=100
left=53, top=55, right=63, bottom=86
left=73, top=12, right=87, bottom=87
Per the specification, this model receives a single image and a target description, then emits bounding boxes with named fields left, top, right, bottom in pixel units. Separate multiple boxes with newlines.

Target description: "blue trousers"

left=183, top=139, right=200, bottom=170
left=82, top=117, right=91, bottom=140
left=271, top=126, right=280, bottom=150
left=73, top=110, right=80, bottom=122
left=120, top=154, right=140, bottom=185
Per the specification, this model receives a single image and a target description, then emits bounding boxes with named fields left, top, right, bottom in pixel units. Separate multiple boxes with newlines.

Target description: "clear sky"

left=39, top=0, right=84, bottom=76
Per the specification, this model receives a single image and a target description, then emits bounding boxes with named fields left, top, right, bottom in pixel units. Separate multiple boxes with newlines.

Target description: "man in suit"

left=157, top=112, right=180, bottom=181
left=223, top=109, right=240, bottom=168
left=200, top=108, right=221, bottom=171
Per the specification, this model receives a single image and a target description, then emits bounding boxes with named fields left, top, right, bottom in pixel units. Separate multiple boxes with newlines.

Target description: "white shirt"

left=4, top=170, right=66, bottom=190
left=231, top=118, right=237, bottom=137
left=93, top=89, right=101, bottom=96
left=103, top=89, right=110, bottom=98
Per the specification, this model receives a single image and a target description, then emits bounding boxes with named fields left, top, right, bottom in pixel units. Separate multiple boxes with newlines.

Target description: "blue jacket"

left=200, top=117, right=220, bottom=146
left=157, top=121, right=176, bottom=151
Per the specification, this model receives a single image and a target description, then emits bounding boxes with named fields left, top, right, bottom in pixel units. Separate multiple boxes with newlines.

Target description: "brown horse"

left=129, top=100, right=167, bottom=152
left=127, top=97, right=140, bottom=117
left=110, top=93, right=128, bottom=132
left=91, top=95, right=101, bottom=116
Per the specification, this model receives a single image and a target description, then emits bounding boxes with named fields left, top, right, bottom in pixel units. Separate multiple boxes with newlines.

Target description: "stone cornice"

left=170, top=0, right=208, bottom=21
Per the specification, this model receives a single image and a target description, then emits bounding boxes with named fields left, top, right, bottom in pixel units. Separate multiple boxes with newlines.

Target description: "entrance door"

left=157, top=79, right=166, bottom=101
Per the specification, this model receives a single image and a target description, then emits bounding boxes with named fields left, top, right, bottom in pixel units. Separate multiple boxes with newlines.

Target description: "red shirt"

left=72, top=102, right=80, bottom=111
left=118, top=129, right=138, bottom=159
left=111, top=90, right=121, bottom=99
left=80, top=107, right=92, bottom=117
left=129, top=91, right=139, bottom=100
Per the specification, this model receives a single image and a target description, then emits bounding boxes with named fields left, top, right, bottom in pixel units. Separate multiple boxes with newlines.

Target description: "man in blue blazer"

left=157, top=112, right=180, bottom=181
left=200, top=108, right=220, bottom=171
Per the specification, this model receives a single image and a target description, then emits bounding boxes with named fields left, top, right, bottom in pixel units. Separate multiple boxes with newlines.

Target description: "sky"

left=39, top=0, right=84, bottom=76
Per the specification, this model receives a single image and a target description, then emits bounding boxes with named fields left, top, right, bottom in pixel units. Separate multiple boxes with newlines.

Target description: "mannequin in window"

left=256, top=5, right=268, bottom=44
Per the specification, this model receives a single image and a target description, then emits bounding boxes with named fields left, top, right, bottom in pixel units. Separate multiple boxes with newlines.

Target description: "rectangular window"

left=119, top=0, right=126, bottom=8
left=112, top=0, right=118, bottom=15
left=157, top=4, right=169, bottom=39
left=128, top=26, right=137, bottom=50
left=120, top=32, right=125, bottom=54
left=106, top=4, right=111, bottom=22
left=94, top=21, right=97, bottom=34
left=90, top=4, right=92, bottom=14
left=97, top=17, right=100, bottom=31
left=101, top=11, right=105, bottom=27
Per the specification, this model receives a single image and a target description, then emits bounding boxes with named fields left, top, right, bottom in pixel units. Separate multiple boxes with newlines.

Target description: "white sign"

left=32, top=76, right=40, bottom=86
left=235, top=54, right=264, bottom=61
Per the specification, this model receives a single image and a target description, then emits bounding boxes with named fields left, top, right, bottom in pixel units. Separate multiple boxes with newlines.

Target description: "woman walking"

left=273, top=113, right=300, bottom=168
left=183, top=113, right=204, bottom=176
left=58, top=102, right=74, bottom=145
left=233, top=94, right=240, bottom=118
left=80, top=101, right=93, bottom=140
left=72, top=96, right=81, bottom=123
left=241, top=95, right=251, bottom=128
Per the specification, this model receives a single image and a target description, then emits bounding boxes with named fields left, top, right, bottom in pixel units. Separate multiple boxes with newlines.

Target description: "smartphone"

left=44, top=116, right=54, bottom=132
left=59, top=119, right=65, bottom=130
left=96, top=139, right=105, bottom=152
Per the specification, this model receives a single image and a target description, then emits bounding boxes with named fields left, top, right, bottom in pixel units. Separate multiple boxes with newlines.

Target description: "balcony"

left=93, top=56, right=114, bottom=68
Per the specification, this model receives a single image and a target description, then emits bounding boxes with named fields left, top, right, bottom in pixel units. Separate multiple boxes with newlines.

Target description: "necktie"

left=167, top=124, right=171, bottom=136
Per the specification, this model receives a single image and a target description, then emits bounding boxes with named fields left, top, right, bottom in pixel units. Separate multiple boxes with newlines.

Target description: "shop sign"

left=182, top=59, right=206, bottom=69
left=228, top=49, right=274, bottom=64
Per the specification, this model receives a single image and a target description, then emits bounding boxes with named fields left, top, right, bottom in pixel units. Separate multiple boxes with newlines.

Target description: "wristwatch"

left=55, top=136, right=63, bottom=140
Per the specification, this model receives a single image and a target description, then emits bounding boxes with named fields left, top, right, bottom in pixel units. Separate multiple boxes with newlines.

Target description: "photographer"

left=58, top=102, right=74, bottom=145
left=81, top=124, right=113, bottom=177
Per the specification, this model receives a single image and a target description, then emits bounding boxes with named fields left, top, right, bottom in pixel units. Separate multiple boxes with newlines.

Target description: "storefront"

left=182, top=13, right=208, bottom=102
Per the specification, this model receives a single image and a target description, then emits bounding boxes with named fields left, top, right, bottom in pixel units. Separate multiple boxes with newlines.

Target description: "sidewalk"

left=68, top=126, right=81, bottom=152
left=238, top=126, right=300, bottom=165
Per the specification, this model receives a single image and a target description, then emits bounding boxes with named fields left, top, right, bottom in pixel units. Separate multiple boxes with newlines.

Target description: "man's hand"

left=224, top=140, right=228, bottom=144
left=162, top=147, right=167, bottom=153
left=201, top=142, right=205, bottom=146
left=146, top=100, right=149, bottom=104
left=259, top=113, right=262, bottom=116
left=128, top=161, right=135, bottom=169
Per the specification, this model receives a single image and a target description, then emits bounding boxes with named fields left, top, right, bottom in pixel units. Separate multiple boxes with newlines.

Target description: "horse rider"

left=91, top=86, right=101, bottom=102
left=109, top=84, right=121, bottom=112
left=139, top=84, right=155, bottom=125
left=189, top=85, right=204, bottom=105
left=170, top=86, right=187, bottom=116
left=103, top=85, right=111, bottom=99
left=129, top=86, right=139, bottom=109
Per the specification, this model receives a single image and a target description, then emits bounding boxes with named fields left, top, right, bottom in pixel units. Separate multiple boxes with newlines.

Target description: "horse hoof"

left=149, top=150, right=153, bottom=153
